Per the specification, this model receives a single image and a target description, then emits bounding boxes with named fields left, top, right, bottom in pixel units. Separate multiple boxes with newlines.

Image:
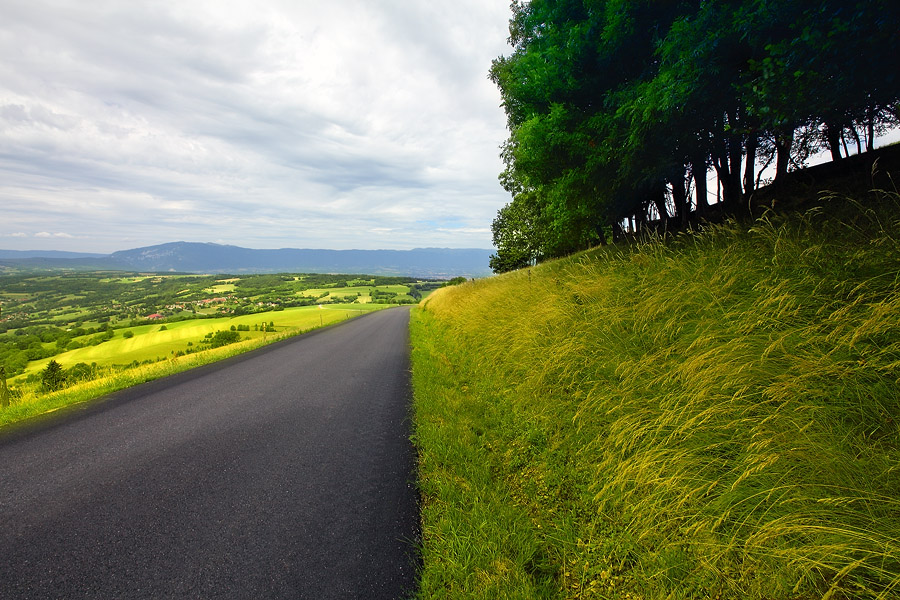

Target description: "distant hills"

left=0, top=242, right=494, bottom=278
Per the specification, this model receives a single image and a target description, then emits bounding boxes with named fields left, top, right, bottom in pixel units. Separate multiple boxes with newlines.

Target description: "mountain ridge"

left=0, top=242, right=494, bottom=278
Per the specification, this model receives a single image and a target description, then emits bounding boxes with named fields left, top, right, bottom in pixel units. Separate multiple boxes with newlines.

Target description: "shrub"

left=41, top=360, right=66, bottom=392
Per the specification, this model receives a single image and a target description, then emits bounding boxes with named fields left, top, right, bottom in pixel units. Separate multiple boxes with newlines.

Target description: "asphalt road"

left=0, top=307, right=419, bottom=599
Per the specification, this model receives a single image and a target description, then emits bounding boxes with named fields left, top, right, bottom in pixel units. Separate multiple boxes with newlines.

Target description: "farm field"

left=0, top=270, right=445, bottom=423
left=17, top=304, right=379, bottom=378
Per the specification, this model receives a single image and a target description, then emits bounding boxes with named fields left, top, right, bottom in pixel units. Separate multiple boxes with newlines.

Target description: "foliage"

left=40, top=360, right=66, bottom=392
left=442, top=277, right=468, bottom=287
left=204, top=330, right=241, bottom=348
left=489, top=0, right=900, bottom=271
left=412, top=192, right=900, bottom=598
left=66, top=362, right=95, bottom=382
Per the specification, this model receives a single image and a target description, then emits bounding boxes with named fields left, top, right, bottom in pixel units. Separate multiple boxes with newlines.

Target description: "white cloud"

left=35, top=232, right=74, bottom=238
left=0, top=0, right=512, bottom=252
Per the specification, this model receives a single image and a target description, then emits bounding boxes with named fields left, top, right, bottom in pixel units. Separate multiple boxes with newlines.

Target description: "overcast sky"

left=0, top=0, right=513, bottom=253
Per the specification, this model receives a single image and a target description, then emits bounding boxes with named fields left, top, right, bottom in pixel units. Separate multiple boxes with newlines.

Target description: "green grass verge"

left=410, top=195, right=900, bottom=599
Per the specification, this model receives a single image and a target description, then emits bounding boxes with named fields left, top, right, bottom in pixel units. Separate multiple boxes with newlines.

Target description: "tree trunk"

left=595, top=223, right=608, bottom=246
left=670, top=172, right=689, bottom=226
left=775, top=129, right=794, bottom=181
left=693, top=162, right=708, bottom=214
left=612, top=220, right=626, bottom=242
left=715, top=134, right=744, bottom=212
left=743, top=133, right=757, bottom=195
left=867, top=113, right=875, bottom=152
left=824, top=122, right=842, bottom=160
left=651, top=185, right=669, bottom=229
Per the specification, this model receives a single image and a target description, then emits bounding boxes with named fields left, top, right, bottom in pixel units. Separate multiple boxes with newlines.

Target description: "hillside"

left=411, top=189, right=900, bottom=598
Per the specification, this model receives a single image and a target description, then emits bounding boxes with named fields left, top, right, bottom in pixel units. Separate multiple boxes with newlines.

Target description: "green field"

left=0, top=270, right=441, bottom=425
left=16, top=304, right=380, bottom=378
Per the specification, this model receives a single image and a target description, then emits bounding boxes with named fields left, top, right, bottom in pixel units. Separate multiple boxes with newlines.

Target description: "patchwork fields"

left=0, top=270, right=443, bottom=417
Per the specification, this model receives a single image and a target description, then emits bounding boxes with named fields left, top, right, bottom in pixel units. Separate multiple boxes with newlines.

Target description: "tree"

left=489, top=190, right=545, bottom=273
left=207, top=330, right=240, bottom=348
left=491, top=0, right=900, bottom=255
left=41, top=360, right=66, bottom=392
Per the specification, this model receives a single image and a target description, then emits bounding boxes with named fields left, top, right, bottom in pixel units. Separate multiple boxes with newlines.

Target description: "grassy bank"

left=1, top=304, right=382, bottom=428
left=411, top=195, right=900, bottom=598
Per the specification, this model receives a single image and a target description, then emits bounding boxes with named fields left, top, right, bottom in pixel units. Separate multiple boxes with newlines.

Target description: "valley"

left=0, top=271, right=442, bottom=401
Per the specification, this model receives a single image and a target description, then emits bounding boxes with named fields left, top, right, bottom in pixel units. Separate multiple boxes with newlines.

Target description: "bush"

left=206, top=330, right=241, bottom=348
left=66, top=362, right=94, bottom=382
left=41, top=360, right=67, bottom=392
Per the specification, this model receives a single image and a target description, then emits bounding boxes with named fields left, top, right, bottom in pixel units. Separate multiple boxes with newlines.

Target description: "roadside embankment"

left=411, top=194, right=900, bottom=598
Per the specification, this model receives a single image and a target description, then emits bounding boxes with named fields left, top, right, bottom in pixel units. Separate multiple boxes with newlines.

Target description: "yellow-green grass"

left=299, top=284, right=411, bottom=299
left=375, top=284, right=411, bottom=294
left=411, top=196, right=900, bottom=599
left=15, top=304, right=383, bottom=378
left=204, top=283, right=236, bottom=293
left=2, top=304, right=386, bottom=427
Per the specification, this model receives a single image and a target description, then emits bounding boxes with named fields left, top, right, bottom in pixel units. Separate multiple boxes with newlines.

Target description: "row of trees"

left=489, top=0, right=900, bottom=272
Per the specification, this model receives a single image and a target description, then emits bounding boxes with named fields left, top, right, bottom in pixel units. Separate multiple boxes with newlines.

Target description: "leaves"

left=490, top=0, right=900, bottom=271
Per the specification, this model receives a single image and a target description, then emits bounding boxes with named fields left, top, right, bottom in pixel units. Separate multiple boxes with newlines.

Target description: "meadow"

left=411, top=192, right=900, bottom=598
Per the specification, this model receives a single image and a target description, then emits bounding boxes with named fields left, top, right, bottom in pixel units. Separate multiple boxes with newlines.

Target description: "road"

left=0, top=307, right=419, bottom=599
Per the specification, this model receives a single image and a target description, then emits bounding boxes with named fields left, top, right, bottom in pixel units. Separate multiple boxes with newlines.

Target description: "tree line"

left=488, top=0, right=900, bottom=272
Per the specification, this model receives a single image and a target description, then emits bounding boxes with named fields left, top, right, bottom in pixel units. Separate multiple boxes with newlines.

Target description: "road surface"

left=0, top=307, right=419, bottom=599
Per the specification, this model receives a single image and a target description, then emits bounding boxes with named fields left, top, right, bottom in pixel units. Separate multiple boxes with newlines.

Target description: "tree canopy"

left=489, top=0, right=900, bottom=272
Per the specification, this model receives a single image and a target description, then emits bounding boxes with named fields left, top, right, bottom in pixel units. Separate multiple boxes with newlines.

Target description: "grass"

left=410, top=192, right=900, bottom=599
left=1, top=304, right=385, bottom=427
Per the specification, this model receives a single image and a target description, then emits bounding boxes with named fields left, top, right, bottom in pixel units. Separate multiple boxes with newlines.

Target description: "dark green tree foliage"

left=489, top=0, right=900, bottom=272
left=489, top=191, right=545, bottom=272
left=205, top=330, right=241, bottom=348
left=41, top=360, right=66, bottom=392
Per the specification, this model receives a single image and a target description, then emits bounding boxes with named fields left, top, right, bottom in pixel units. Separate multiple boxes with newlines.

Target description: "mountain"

left=0, top=242, right=494, bottom=278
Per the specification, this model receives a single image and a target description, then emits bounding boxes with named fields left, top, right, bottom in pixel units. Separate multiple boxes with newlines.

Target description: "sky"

left=0, top=0, right=514, bottom=253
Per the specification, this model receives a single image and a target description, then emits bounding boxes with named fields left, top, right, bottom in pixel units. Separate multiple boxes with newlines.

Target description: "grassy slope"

left=411, top=195, right=900, bottom=599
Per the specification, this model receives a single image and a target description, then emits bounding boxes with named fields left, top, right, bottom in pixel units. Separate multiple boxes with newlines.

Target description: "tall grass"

left=411, top=193, right=900, bottom=599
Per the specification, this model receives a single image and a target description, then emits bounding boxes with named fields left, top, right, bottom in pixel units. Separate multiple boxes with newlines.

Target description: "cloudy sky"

left=0, top=0, right=513, bottom=253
